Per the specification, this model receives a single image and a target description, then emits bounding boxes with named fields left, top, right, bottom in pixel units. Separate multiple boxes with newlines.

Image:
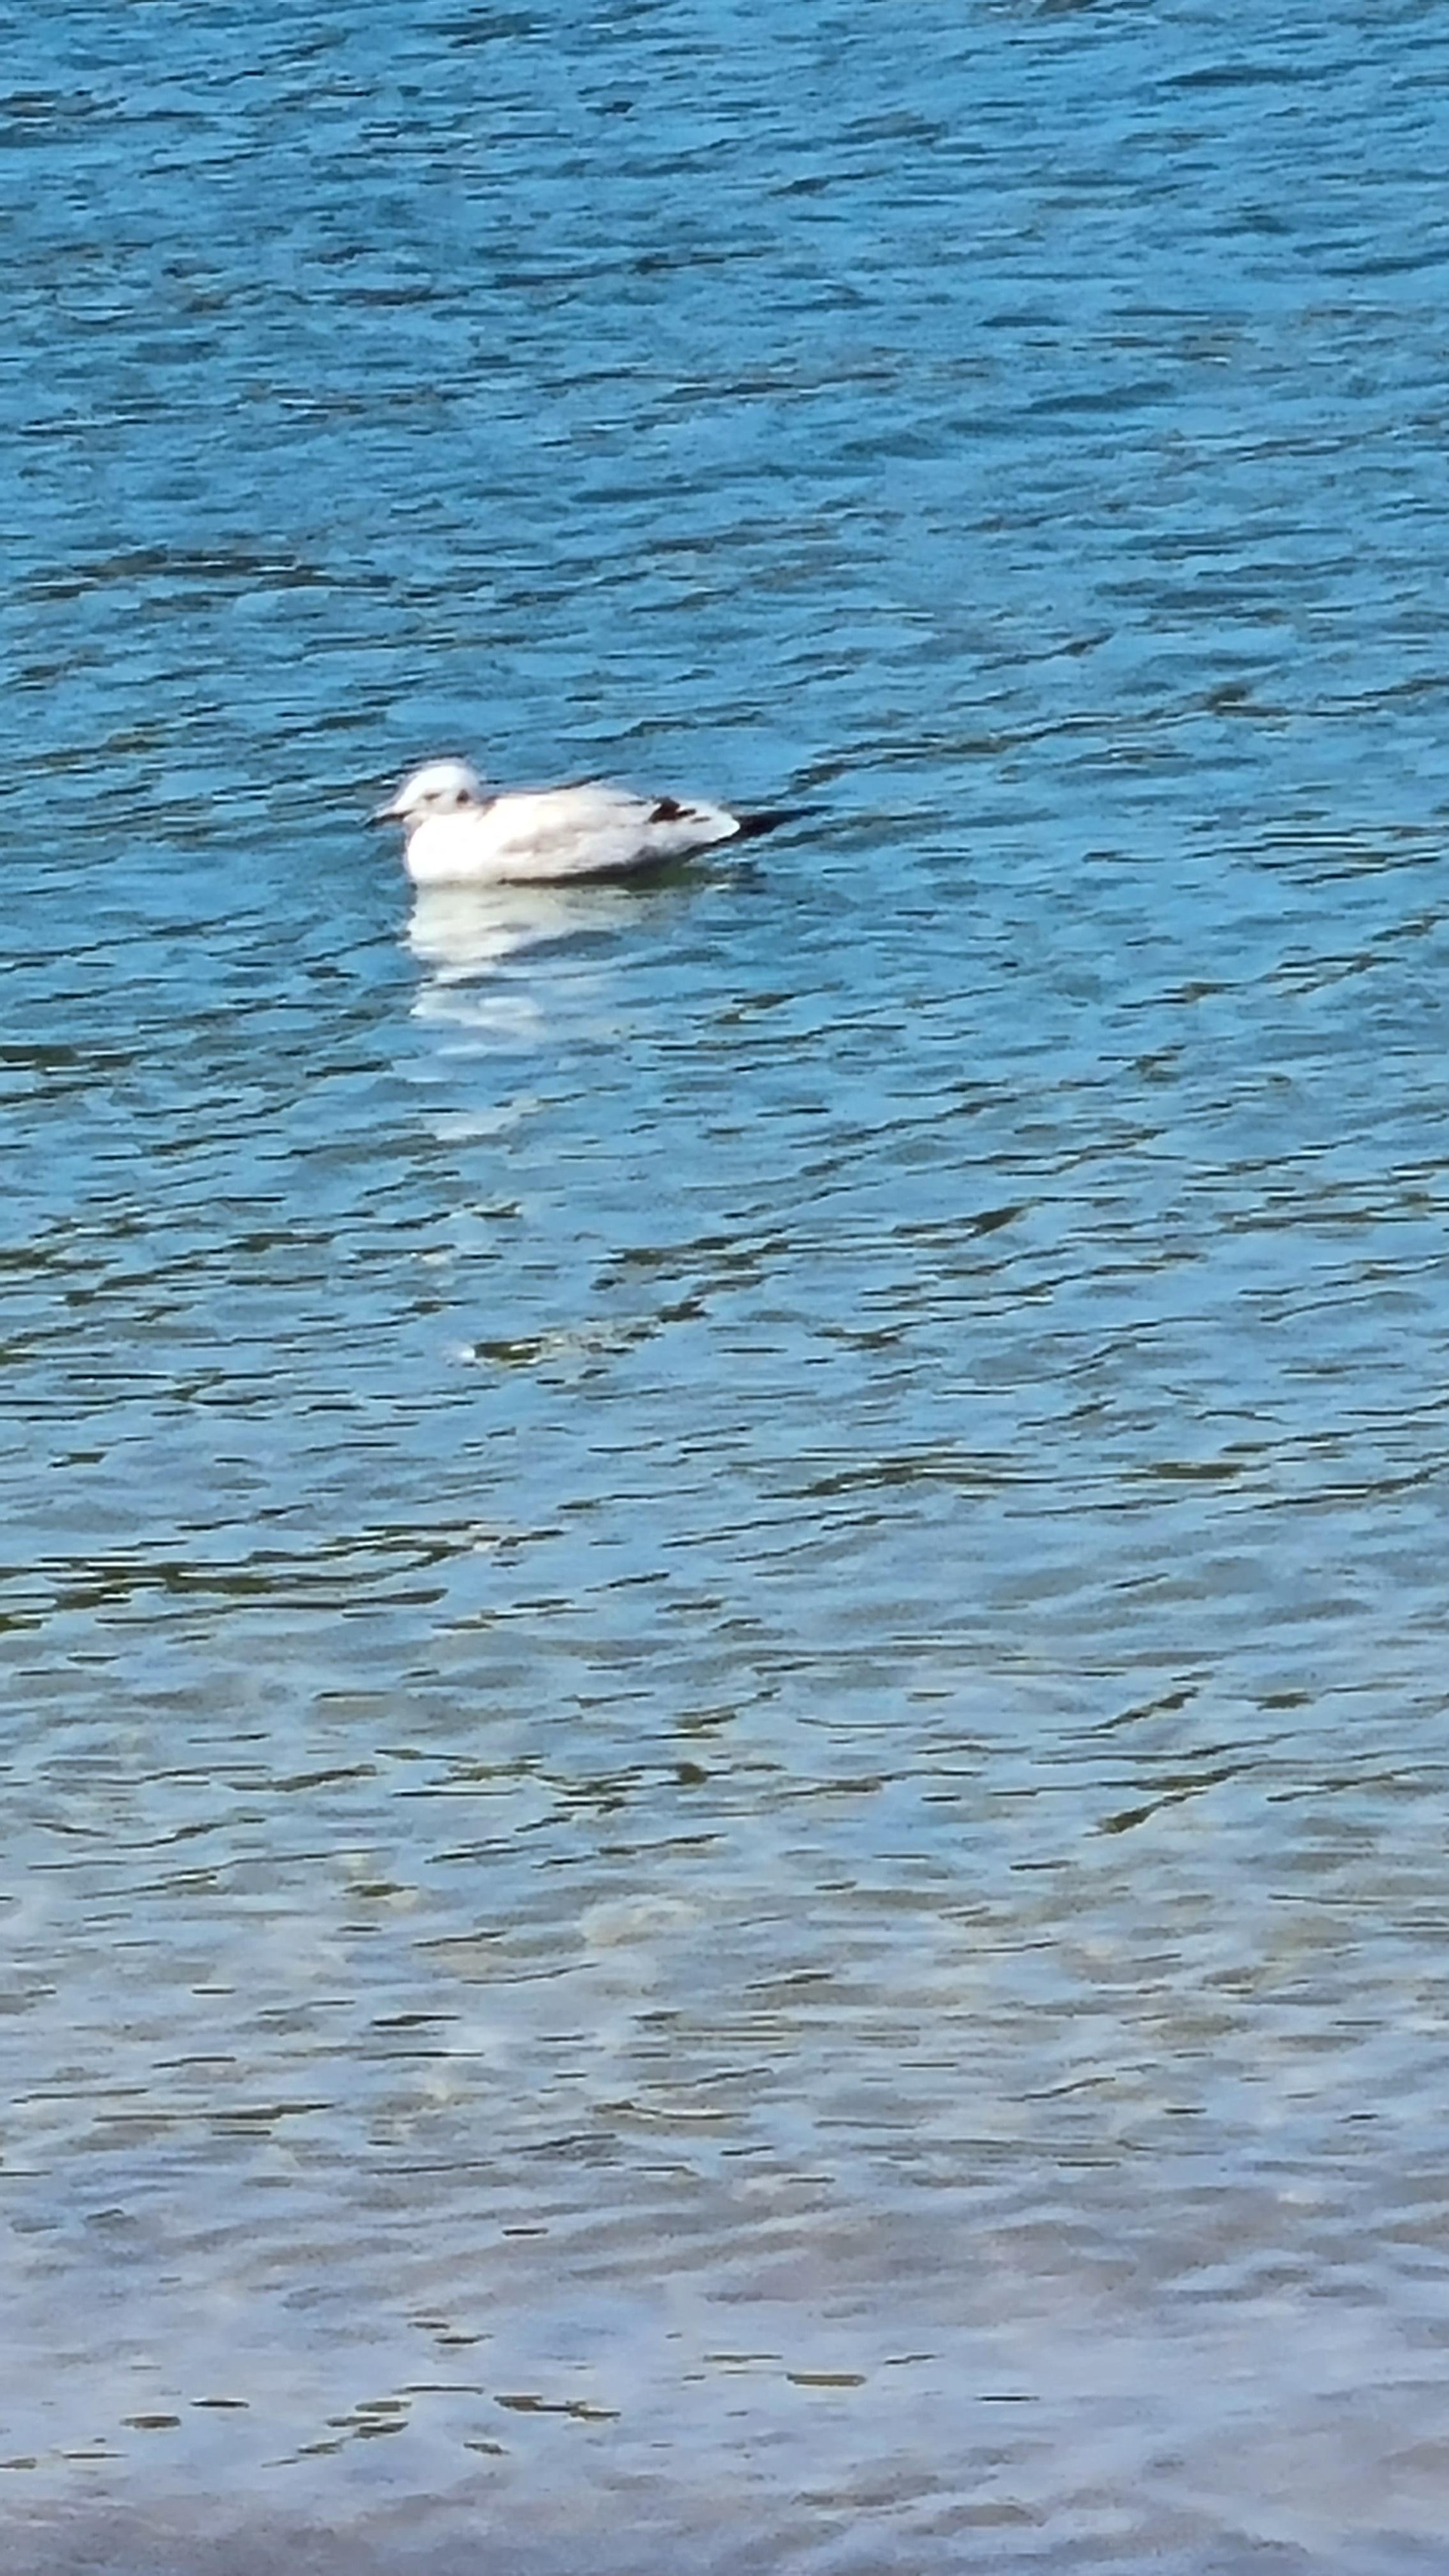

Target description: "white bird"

left=373, top=757, right=796, bottom=887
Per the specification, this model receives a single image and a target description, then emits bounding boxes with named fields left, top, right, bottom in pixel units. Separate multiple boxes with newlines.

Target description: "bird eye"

left=453, top=788, right=469, bottom=808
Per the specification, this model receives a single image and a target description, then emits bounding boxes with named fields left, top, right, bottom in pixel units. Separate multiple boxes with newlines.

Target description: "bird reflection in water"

left=405, top=879, right=654, bottom=1042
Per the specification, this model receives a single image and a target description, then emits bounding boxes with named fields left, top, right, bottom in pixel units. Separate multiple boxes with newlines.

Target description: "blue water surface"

left=7, top=3, right=1449, bottom=2569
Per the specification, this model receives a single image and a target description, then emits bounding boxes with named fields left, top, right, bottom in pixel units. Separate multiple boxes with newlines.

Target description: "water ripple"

left=8, top=0, right=1449, bottom=2568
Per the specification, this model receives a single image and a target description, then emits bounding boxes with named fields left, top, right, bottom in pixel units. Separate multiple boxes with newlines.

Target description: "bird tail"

left=733, top=806, right=814, bottom=841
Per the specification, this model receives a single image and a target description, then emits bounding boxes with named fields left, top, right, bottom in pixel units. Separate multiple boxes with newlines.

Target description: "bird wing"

left=483, top=784, right=737, bottom=879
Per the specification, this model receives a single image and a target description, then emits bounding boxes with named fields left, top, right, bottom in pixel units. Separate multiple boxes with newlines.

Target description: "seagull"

left=373, top=758, right=797, bottom=887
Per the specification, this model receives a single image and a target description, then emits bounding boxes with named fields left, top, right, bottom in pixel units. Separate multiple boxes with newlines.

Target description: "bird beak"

left=371, top=796, right=404, bottom=824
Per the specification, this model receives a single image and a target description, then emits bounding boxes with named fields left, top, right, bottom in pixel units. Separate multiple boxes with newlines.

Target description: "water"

left=7, top=2, right=1449, bottom=2568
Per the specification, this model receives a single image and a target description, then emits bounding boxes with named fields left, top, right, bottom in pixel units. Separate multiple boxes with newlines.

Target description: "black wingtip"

left=733, top=805, right=814, bottom=842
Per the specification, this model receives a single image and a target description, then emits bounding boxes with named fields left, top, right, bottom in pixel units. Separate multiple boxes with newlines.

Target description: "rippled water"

left=8, top=3, right=1449, bottom=2569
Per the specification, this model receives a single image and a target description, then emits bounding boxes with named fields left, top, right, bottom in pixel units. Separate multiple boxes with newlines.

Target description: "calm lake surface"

left=8, top=3, right=1449, bottom=2568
